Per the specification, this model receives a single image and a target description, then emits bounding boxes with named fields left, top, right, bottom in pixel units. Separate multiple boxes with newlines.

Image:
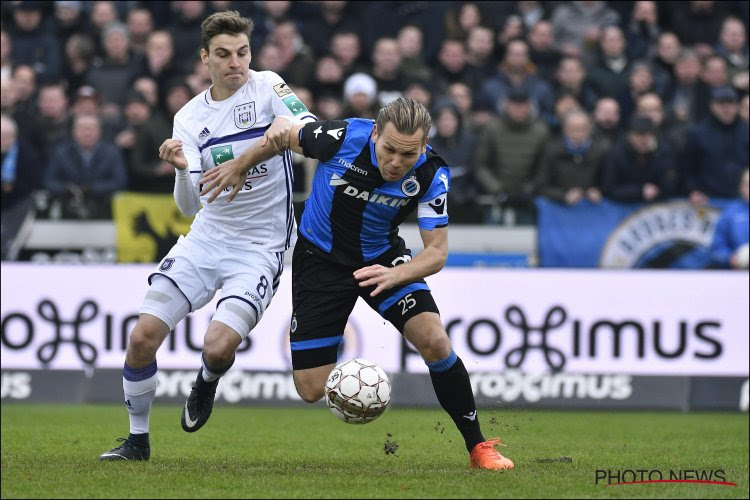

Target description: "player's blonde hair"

left=201, top=10, right=254, bottom=50
left=376, top=97, right=431, bottom=143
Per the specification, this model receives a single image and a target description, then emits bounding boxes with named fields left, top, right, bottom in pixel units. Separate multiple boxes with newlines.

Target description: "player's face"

left=372, top=122, right=427, bottom=182
left=201, top=33, right=251, bottom=93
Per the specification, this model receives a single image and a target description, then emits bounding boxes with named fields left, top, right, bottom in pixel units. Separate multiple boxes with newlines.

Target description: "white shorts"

left=139, top=233, right=284, bottom=339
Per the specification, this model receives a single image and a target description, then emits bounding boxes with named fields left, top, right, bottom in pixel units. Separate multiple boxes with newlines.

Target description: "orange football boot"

left=469, top=438, right=515, bottom=470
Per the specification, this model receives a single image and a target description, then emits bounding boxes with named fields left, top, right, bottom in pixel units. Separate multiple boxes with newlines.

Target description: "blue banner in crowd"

left=535, top=197, right=736, bottom=268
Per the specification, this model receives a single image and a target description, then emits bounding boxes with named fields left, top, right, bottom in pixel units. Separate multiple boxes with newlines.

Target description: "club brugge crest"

left=234, top=101, right=256, bottom=129
left=159, top=258, right=175, bottom=271
left=599, top=201, right=720, bottom=268
left=401, top=175, right=420, bottom=197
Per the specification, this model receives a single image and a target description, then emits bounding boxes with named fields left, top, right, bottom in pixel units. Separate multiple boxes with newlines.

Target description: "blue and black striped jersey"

left=297, top=118, right=450, bottom=266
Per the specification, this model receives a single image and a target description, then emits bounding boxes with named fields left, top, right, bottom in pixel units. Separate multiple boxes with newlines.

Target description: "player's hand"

left=199, top=157, right=246, bottom=203
left=353, top=264, right=403, bottom=297
left=158, top=139, right=188, bottom=170
left=261, top=116, right=293, bottom=153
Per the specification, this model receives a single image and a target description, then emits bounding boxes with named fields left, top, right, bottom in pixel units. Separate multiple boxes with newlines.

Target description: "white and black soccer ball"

left=735, top=243, right=749, bottom=269
left=325, top=358, right=391, bottom=424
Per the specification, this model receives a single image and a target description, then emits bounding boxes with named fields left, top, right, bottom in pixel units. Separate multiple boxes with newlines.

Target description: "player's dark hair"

left=201, top=10, right=253, bottom=51
left=376, top=97, right=431, bottom=142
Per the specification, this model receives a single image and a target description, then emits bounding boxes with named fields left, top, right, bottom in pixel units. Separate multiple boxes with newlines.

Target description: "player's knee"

left=417, top=330, right=452, bottom=362
left=294, top=378, right=325, bottom=403
left=202, top=337, right=237, bottom=368
left=128, top=324, right=164, bottom=364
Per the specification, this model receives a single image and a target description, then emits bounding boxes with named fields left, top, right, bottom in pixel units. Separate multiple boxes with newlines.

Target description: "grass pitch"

left=1, top=403, right=747, bottom=498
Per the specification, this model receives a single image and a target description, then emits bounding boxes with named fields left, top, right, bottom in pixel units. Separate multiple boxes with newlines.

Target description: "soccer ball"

left=325, top=358, right=391, bottom=424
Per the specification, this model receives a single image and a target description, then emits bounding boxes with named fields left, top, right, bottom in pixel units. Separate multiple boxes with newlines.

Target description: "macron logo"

left=198, top=127, right=210, bottom=140
left=329, top=173, right=349, bottom=186
left=327, top=128, right=344, bottom=140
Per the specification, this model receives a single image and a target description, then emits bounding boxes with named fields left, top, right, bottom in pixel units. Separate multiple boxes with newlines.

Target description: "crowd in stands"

left=1, top=0, right=748, bottom=230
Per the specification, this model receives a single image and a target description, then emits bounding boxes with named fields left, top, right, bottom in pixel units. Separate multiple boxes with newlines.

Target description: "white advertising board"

left=1, top=264, right=747, bottom=375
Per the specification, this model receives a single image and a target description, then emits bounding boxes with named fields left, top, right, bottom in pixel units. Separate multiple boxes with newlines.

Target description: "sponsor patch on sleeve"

left=273, top=82, right=293, bottom=98
left=282, top=95, right=309, bottom=116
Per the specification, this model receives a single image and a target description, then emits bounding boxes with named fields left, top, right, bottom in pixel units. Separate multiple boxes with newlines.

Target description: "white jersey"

left=173, top=70, right=316, bottom=252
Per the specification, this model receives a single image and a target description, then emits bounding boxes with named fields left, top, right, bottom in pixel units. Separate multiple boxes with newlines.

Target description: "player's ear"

left=371, top=123, right=378, bottom=142
left=200, top=48, right=209, bottom=64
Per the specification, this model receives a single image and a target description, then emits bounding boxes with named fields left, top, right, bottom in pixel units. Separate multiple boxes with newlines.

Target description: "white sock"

left=123, top=362, right=158, bottom=435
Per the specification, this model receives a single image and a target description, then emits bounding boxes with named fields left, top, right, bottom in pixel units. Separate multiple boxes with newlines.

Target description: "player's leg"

left=180, top=319, right=242, bottom=432
left=99, top=275, right=191, bottom=461
left=289, top=243, right=358, bottom=402
left=373, top=286, right=514, bottom=470
left=180, top=249, right=284, bottom=431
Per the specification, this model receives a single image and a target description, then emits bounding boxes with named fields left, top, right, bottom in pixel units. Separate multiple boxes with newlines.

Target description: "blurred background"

left=0, top=1, right=747, bottom=411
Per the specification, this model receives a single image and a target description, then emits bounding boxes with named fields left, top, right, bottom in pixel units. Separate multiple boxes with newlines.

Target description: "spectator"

left=465, top=25, right=497, bottom=89
left=330, top=30, right=367, bottom=77
left=132, top=76, right=159, bottom=109
left=636, top=92, right=690, bottom=152
left=114, top=90, right=152, bottom=174
left=554, top=56, right=599, bottom=111
left=63, top=33, right=96, bottom=102
left=271, top=19, right=315, bottom=88
left=300, top=1, right=359, bottom=58
left=45, top=113, right=127, bottom=218
left=683, top=86, right=749, bottom=205
left=11, top=65, right=37, bottom=116
left=341, top=72, right=378, bottom=119
left=9, top=1, right=62, bottom=83
left=54, top=0, right=86, bottom=46
left=312, top=56, right=344, bottom=99
left=86, top=22, right=143, bottom=107
left=433, top=38, right=470, bottom=91
left=480, top=39, right=555, bottom=124
left=87, top=1, right=120, bottom=55
left=665, top=49, right=702, bottom=123
left=715, top=17, right=749, bottom=81
left=517, top=1, right=547, bottom=32
left=535, top=109, right=607, bottom=205
left=126, top=7, right=155, bottom=56
left=588, top=25, right=632, bottom=99
left=550, top=93, right=584, bottom=137
left=1, top=113, right=42, bottom=211
left=473, top=86, right=549, bottom=221
left=254, top=43, right=283, bottom=73
left=618, top=61, right=656, bottom=124
left=670, top=0, right=726, bottom=58
left=429, top=103, right=478, bottom=216
left=370, top=37, right=406, bottom=106
left=550, top=0, right=620, bottom=60
left=444, top=2, right=483, bottom=40
left=185, top=58, right=212, bottom=95
left=161, top=79, right=193, bottom=122
left=314, top=94, right=344, bottom=121
left=592, top=96, right=621, bottom=143
left=404, top=80, right=433, bottom=110
left=694, top=55, right=730, bottom=121
left=397, top=25, right=433, bottom=84
left=169, top=0, right=206, bottom=73
left=142, top=30, right=183, bottom=92
left=446, top=82, right=474, bottom=127
left=710, top=168, right=749, bottom=269
left=37, top=82, right=71, bottom=161
left=602, top=115, right=678, bottom=202
left=651, top=32, right=681, bottom=97
left=527, top=20, right=561, bottom=83
left=624, top=1, right=660, bottom=61
left=129, top=92, right=172, bottom=193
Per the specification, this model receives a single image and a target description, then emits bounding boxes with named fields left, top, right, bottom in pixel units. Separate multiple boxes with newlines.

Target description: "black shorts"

left=290, top=239, right=439, bottom=370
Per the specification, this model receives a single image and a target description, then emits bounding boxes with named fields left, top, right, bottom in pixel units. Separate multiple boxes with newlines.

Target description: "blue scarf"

left=1, top=142, right=19, bottom=184
left=564, top=138, right=591, bottom=157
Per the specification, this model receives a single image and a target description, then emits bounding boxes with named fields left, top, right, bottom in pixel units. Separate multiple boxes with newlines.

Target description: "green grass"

left=1, top=404, right=747, bottom=498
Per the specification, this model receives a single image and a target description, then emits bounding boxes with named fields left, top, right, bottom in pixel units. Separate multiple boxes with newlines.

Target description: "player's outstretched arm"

left=353, top=227, right=448, bottom=297
left=199, top=117, right=305, bottom=203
